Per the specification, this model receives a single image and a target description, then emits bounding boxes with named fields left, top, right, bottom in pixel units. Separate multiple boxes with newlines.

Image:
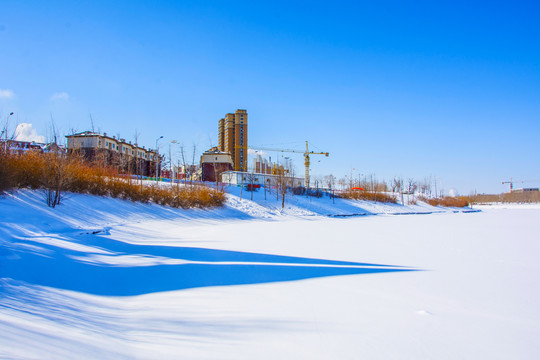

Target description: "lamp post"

left=170, top=139, right=178, bottom=183
left=155, top=136, right=163, bottom=183
left=3, top=112, right=14, bottom=152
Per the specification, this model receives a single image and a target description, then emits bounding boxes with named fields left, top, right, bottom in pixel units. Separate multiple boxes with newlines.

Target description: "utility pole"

left=3, top=112, right=14, bottom=152
left=155, top=136, right=163, bottom=184
left=89, top=113, right=95, bottom=133
left=169, top=140, right=178, bottom=183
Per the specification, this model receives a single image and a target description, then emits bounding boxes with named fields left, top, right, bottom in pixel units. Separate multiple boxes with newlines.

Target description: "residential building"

left=217, top=109, right=248, bottom=171
left=65, top=131, right=159, bottom=177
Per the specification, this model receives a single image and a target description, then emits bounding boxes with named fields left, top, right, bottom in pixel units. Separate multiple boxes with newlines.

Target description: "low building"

left=200, top=148, right=233, bottom=182
left=2, top=140, right=45, bottom=153
left=1, top=139, right=66, bottom=154
left=221, top=170, right=304, bottom=187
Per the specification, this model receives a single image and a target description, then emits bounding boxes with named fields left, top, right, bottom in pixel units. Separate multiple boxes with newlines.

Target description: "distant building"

left=65, top=131, right=159, bottom=176
left=513, top=188, right=540, bottom=193
left=1, top=139, right=66, bottom=154
left=252, top=154, right=283, bottom=175
left=2, top=139, right=46, bottom=153
left=217, top=109, right=248, bottom=171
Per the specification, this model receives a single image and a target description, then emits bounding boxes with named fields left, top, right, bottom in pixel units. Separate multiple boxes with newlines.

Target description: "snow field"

left=1, top=190, right=539, bottom=359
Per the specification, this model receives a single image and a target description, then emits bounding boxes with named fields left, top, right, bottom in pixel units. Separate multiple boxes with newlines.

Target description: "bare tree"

left=191, top=143, right=197, bottom=187
left=133, top=130, right=142, bottom=188
left=276, top=171, right=287, bottom=210
left=323, top=174, right=337, bottom=203
left=391, top=177, right=402, bottom=194
left=43, top=119, right=68, bottom=208
left=241, top=171, right=260, bottom=201
left=406, top=178, right=418, bottom=205
left=274, top=160, right=297, bottom=210
left=419, top=177, right=432, bottom=197
left=0, top=112, right=16, bottom=193
left=337, top=177, right=347, bottom=191
left=207, top=137, right=222, bottom=190
left=324, top=174, right=336, bottom=190
left=391, top=176, right=405, bottom=204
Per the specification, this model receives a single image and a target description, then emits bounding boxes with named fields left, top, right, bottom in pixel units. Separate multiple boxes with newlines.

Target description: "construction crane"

left=249, top=141, right=329, bottom=188
left=502, top=179, right=540, bottom=192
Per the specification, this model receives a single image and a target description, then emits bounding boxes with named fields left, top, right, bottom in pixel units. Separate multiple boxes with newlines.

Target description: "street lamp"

left=284, top=156, right=291, bottom=176
left=170, top=140, right=178, bottom=183
left=155, top=136, right=163, bottom=183
left=3, top=112, right=14, bottom=152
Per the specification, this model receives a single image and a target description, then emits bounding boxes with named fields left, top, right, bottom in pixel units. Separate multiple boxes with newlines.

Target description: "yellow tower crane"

left=249, top=141, right=329, bottom=188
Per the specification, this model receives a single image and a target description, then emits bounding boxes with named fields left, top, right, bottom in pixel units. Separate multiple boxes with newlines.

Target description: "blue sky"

left=1, top=0, right=539, bottom=194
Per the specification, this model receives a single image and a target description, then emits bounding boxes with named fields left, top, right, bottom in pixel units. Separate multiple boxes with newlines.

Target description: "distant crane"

left=502, top=179, right=540, bottom=192
left=250, top=141, right=329, bottom=188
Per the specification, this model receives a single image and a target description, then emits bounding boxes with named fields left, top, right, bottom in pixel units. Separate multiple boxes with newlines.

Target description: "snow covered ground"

left=222, top=183, right=478, bottom=217
left=1, top=189, right=539, bottom=359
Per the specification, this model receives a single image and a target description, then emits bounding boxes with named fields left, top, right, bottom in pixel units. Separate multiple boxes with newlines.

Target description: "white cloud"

left=448, top=188, right=459, bottom=197
left=248, top=148, right=268, bottom=157
left=50, top=92, right=70, bottom=101
left=0, top=89, right=15, bottom=99
left=14, top=123, right=46, bottom=143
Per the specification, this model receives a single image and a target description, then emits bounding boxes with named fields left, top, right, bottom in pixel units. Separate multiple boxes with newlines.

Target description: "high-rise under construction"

left=218, top=109, right=248, bottom=171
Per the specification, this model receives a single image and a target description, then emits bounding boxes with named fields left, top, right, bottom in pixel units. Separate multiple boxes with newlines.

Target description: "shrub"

left=0, top=150, right=15, bottom=193
left=0, top=151, right=225, bottom=209
left=471, top=192, right=540, bottom=204
left=422, top=196, right=470, bottom=208
left=339, top=190, right=397, bottom=203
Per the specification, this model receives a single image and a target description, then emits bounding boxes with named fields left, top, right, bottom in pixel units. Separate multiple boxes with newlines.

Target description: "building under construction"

left=252, top=154, right=286, bottom=175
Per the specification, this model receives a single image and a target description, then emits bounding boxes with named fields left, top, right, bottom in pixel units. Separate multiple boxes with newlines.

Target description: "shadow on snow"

left=1, top=233, right=416, bottom=297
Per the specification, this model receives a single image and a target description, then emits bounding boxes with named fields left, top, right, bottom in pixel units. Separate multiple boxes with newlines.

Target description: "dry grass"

left=0, top=151, right=225, bottom=208
left=420, top=196, right=470, bottom=208
left=471, top=192, right=540, bottom=203
left=339, top=190, right=397, bottom=203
